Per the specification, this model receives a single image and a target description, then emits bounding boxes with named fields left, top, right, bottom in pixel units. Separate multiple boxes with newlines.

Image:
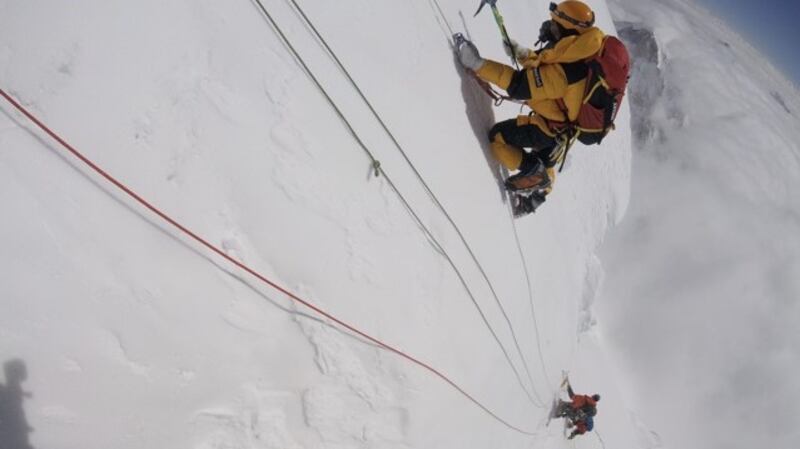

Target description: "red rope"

left=0, top=87, right=538, bottom=435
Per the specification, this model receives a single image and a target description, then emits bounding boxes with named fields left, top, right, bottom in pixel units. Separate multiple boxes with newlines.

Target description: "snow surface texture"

left=0, top=0, right=636, bottom=448
left=602, top=1, right=800, bottom=449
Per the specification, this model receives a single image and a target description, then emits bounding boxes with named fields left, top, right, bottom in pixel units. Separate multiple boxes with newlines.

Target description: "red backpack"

left=573, top=35, right=630, bottom=145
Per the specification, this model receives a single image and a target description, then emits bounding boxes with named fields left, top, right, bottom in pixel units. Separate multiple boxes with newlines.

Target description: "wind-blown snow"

left=602, top=1, right=800, bottom=449
left=2, top=1, right=635, bottom=448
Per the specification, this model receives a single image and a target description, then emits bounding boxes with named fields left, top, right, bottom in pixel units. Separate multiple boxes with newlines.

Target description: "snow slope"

left=601, top=1, right=800, bottom=449
left=1, top=1, right=631, bottom=448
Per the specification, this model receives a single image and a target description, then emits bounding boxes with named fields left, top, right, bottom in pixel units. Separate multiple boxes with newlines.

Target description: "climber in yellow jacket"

left=457, top=1, right=604, bottom=215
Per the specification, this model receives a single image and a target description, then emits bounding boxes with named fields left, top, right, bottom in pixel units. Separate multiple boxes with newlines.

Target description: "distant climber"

left=553, top=380, right=600, bottom=439
left=566, top=412, right=594, bottom=440
left=457, top=1, right=629, bottom=216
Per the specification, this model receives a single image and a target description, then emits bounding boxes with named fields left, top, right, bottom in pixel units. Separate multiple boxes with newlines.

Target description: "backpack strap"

left=546, top=37, right=615, bottom=169
left=554, top=98, right=582, bottom=173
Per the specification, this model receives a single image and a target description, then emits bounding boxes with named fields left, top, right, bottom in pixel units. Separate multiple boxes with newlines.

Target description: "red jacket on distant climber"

left=571, top=394, right=597, bottom=410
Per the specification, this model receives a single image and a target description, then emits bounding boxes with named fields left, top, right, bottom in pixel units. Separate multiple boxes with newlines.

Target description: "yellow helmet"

left=549, top=1, right=595, bottom=32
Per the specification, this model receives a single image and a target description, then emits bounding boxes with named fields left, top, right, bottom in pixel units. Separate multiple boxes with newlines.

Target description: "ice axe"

left=473, top=0, right=497, bottom=16
left=473, top=0, right=518, bottom=67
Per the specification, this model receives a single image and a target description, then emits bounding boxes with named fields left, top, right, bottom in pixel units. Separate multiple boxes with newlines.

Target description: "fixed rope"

left=427, top=0, right=456, bottom=37
left=281, top=0, right=547, bottom=407
left=0, top=86, right=540, bottom=435
left=249, top=0, right=545, bottom=408
left=429, top=0, right=555, bottom=391
left=506, top=195, right=554, bottom=390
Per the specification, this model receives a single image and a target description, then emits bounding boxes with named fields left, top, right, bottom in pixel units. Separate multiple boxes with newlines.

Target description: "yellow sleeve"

left=475, top=59, right=516, bottom=90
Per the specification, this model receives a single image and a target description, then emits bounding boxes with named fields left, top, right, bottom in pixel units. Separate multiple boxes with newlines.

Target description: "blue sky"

left=694, top=0, right=800, bottom=85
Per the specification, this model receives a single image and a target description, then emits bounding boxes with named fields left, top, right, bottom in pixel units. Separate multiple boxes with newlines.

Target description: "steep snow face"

left=602, top=1, right=800, bottom=449
left=1, top=1, right=633, bottom=448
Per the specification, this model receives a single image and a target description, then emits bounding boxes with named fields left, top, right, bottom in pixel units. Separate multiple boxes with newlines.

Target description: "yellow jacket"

left=476, top=27, right=605, bottom=134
